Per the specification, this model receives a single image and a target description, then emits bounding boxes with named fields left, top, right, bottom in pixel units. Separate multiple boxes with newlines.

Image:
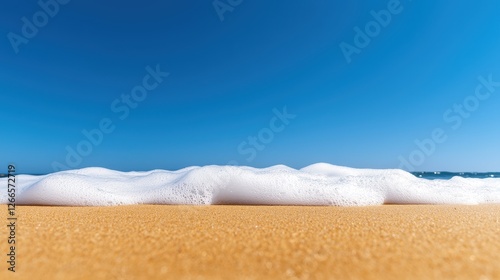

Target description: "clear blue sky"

left=1, top=0, right=500, bottom=173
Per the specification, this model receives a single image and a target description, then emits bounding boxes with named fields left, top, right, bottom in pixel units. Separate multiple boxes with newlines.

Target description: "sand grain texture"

left=1, top=205, right=500, bottom=279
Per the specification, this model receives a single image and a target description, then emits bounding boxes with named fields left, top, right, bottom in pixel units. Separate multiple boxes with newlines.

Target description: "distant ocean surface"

left=411, top=172, right=499, bottom=180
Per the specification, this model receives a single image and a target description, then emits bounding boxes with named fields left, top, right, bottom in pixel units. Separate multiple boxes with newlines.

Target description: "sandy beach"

left=1, top=205, right=499, bottom=279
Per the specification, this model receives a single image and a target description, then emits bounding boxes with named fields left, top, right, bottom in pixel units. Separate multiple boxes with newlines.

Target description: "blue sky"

left=1, top=0, right=500, bottom=173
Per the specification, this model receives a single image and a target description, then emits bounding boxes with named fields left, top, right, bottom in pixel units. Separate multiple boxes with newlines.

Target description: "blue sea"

left=411, top=172, right=500, bottom=180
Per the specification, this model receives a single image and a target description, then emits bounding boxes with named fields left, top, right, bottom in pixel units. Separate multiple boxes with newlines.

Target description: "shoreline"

left=1, top=205, right=499, bottom=279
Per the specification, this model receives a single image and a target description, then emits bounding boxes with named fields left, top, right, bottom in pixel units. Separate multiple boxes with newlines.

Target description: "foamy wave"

left=2, top=163, right=500, bottom=206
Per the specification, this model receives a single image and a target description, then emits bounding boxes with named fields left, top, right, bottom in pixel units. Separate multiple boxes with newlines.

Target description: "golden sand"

left=1, top=205, right=500, bottom=279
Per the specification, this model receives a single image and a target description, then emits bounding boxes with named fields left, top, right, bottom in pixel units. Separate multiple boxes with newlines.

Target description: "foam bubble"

left=1, top=164, right=500, bottom=206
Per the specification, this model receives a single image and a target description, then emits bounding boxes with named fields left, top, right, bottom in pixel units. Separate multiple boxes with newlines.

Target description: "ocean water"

left=1, top=163, right=500, bottom=206
left=412, top=172, right=499, bottom=180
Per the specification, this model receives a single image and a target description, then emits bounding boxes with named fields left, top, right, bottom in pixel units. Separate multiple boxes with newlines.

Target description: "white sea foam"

left=1, top=163, right=500, bottom=206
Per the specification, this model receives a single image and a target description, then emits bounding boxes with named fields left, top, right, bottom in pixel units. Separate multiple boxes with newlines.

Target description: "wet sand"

left=1, top=205, right=500, bottom=279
